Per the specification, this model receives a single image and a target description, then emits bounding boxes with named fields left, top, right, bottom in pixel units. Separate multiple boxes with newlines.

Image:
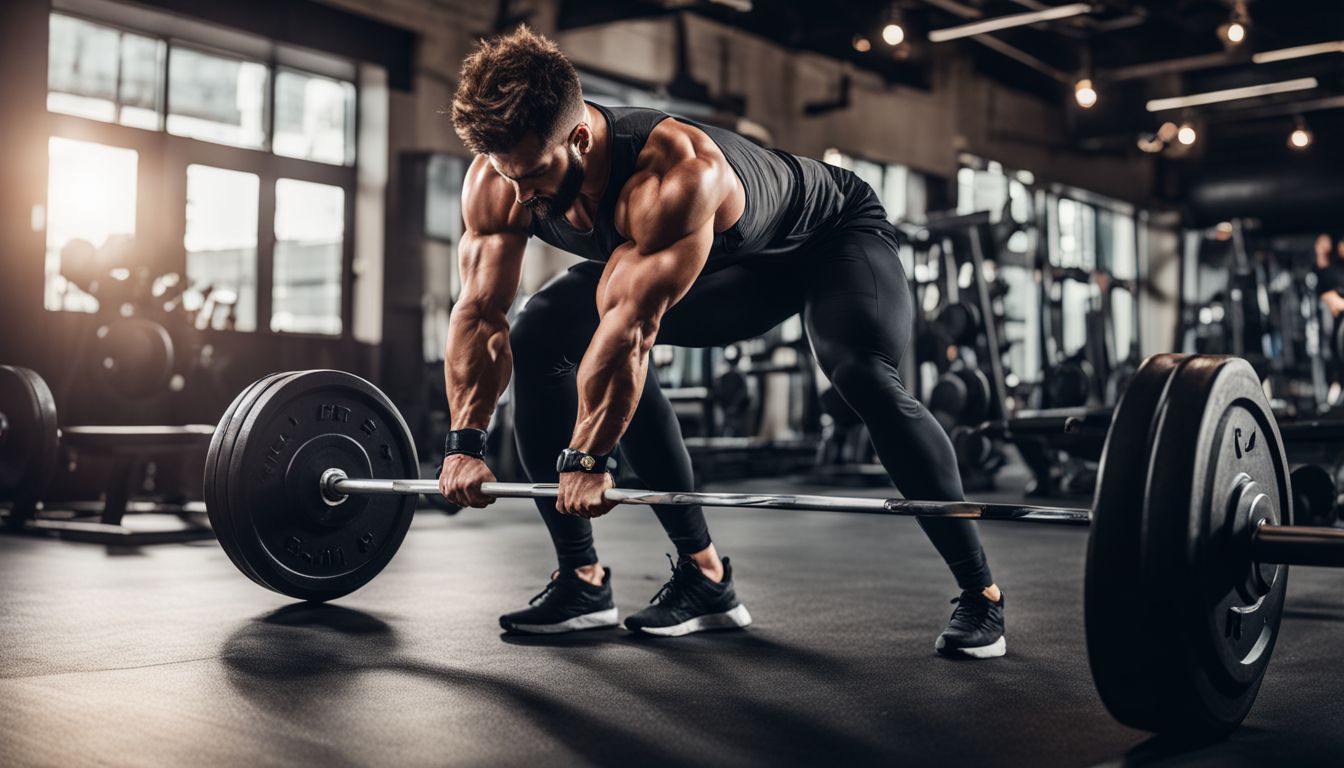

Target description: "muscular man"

left=438, top=27, right=1004, bottom=656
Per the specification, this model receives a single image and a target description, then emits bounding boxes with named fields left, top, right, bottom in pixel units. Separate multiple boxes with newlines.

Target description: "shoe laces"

left=948, top=590, right=991, bottom=630
left=528, top=570, right=566, bottom=605
left=649, top=553, right=690, bottom=605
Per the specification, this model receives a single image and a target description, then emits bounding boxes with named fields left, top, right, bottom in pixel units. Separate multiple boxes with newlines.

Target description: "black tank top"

left=530, top=102, right=879, bottom=265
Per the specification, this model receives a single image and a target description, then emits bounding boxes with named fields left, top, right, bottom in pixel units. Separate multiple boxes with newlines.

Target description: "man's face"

left=1317, top=235, right=1332, bottom=258
left=489, top=130, right=586, bottom=220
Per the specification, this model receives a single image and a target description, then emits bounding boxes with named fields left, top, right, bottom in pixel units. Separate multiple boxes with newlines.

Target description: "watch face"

left=579, top=455, right=596, bottom=470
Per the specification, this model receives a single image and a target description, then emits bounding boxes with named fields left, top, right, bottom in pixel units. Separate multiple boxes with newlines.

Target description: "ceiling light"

left=1074, top=78, right=1098, bottom=108
left=1217, top=2, right=1251, bottom=48
left=882, top=23, right=906, bottom=46
left=929, top=2, right=1091, bottom=43
left=1253, top=40, right=1344, bottom=64
left=1289, top=117, right=1313, bottom=149
left=853, top=35, right=872, bottom=53
left=1145, top=77, right=1318, bottom=112
left=1177, top=123, right=1197, bottom=146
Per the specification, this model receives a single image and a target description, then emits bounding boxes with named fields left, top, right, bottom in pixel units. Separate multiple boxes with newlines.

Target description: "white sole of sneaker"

left=934, top=635, right=1007, bottom=659
left=629, top=603, right=753, bottom=637
left=504, top=607, right=620, bottom=635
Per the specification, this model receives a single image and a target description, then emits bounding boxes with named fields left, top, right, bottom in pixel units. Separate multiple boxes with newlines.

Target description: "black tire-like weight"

left=223, top=371, right=418, bottom=602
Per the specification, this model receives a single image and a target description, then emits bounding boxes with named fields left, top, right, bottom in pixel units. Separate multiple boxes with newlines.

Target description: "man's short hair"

left=451, top=25, right=584, bottom=155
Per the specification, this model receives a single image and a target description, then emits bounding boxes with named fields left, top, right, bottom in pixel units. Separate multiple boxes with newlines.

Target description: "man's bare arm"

left=569, top=149, right=732, bottom=456
left=446, top=158, right=530, bottom=431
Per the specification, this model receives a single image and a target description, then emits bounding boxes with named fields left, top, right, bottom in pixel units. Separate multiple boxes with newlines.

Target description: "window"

left=185, top=165, right=259, bottom=331
left=822, top=148, right=925, bottom=224
left=47, top=14, right=165, bottom=129
left=272, top=179, right=345, bottom=335
left=1053, top=197, right=1098, bottom=355
left=274, top=69, right=356, bottom=165
left=44, top=137, right=138, bottom=313
left=44, top=7, right=365, bottom=337
left=167, top=46, right=269, bottom=149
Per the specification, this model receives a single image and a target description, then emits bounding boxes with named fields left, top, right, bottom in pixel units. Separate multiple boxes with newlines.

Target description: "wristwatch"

left=556, top=448, right=617, bottom=474
left=444, top=428, right=488, bottom=460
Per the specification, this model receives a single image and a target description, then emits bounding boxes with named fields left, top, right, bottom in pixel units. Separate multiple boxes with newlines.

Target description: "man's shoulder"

left=463, top=155, right=531, bottom=236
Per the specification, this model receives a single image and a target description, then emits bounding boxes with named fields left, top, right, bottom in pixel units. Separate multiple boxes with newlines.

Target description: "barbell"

left=204, top=353, right=1344, bottom=737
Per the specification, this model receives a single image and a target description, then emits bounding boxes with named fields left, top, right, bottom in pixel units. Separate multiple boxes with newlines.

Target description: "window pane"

left=185, top=165, right=259, bottom=331
left=851, top=158, right=884, bottom=204
left=274, top=69, right=356, bottom=165
left=119, top=33, right=165, bottom=130
left=273, top=179, right=344, bottom=335
left=168, top=47, right=268, bottom=149
left=47, top=14, right=118, bottom=121
left=45, top=137, right=138, bottom=313
left=47, top=14, right=165, bottom=128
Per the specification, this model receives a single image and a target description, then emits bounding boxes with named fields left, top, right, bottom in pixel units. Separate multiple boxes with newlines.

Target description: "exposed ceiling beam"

left=1102, top=50, right=1248, bottom=82
left=974, top=33, right=1072, bottom=83
left=1146, top=77, right=1319, bottom=112
left=1207, top=94, right=1344, bottom=123
left=928, top=3, right=1092, bottom=43
left=919, top=0, right=982, bottom=18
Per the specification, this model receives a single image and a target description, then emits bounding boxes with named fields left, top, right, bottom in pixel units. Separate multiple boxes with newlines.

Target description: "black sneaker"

left=935, top=589, right=1006, bottom=659
left=499, top=568, right=619, bottom=634
left=624, top=555, right=752, bottom=637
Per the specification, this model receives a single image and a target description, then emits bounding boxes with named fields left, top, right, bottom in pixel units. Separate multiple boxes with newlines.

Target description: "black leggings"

left=509, top=221, right=993, bottom=591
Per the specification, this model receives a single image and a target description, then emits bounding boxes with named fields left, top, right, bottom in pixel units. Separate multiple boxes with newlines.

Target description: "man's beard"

left=525, top=146, right=585, bottom=220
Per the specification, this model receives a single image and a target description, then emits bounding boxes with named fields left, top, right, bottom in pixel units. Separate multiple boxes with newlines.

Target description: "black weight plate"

left=1290, top=464, right=1335, bottom=527
left=1085, top=352, right=1186, bottom=732
left=915, top=327, right=955, bottom=372
left=1149, top=356, right=1288, bottom=731
left=956, top=368, right=991, bottom=424
left=205, top=372, right=296, bottom=586
left=1090, top=355, right=1290, bottom=735
left=95, top=317, right=175, bottom=400
left=0, top=366, right=60, bottom=507
left=218, top=372, right=317, bottom=589
left=226, top=370, right=418, bottom=601
left=951, top=426, right=994, bottom=471
left=936, top=303, right=982, bottom=346
left=1046, top=360, right=1093, bottom=408
left=929, top=373, right=968, bottom=422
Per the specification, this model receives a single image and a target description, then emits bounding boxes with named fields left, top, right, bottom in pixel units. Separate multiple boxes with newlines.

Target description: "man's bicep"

left=457, top=230, right=527, bottom=316
left=600, top=225, right=712, bottom=321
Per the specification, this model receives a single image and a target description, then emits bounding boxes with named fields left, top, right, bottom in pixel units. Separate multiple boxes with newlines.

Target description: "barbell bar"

left=320, top=472, right=1344, bottom=566
left=321, top=470, right=1093, bottom=524
left=199, top=353, right=1336, bottom=737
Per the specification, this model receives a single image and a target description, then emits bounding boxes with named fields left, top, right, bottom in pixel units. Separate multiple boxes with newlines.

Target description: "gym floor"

left=2, top=481, right=1341, bottom=768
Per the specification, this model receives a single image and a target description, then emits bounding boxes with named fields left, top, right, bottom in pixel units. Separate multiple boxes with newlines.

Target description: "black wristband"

left=556, top=448, right=617, bottom=474
left=445, top=428, right=488, bottom=460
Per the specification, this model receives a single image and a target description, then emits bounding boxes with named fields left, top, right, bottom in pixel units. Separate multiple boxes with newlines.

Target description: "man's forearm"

left=445, top=304, right=513, bottom=431
left=571, top=313, right=655, bottom=455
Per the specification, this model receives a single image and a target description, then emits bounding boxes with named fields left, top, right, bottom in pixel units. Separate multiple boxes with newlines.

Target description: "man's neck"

left=579, top=102, right=611, bottom=204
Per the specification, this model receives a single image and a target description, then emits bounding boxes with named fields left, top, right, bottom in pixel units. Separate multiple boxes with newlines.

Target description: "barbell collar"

left=1251, top=523, right=1344, bottom=567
